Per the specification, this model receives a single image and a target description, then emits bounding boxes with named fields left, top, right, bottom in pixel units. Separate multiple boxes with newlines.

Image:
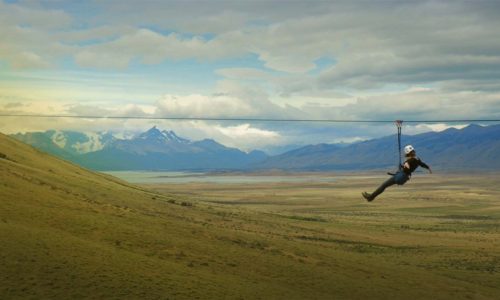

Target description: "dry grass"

left=1, top=133, right=499, bottom=299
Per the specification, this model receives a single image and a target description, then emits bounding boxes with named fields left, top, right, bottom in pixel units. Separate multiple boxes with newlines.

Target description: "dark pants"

left=370, top=171, right=409, bottom=200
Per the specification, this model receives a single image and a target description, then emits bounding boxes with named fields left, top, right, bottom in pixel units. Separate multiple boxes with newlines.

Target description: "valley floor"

left=2, top=165, right=500, bottom=299
left=145, top=172, right=500, bottom=299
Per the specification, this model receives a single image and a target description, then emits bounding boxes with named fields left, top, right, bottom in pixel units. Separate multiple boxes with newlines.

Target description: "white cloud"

left=215, top=68, right=273, bottom=80
left=65, top=104, right=112, bottom=116
left=154, top=80, right=306, bottom=121
left=330, top=136, right=368, bottom=144
left=155, top=94, right=255, bottom=118
left=0, top=2, right=71, bottom=30
left=0, top=2, right=72, bottom=69
left=57, top=25, right=134, bottom=44
left=74, top=28, right=242, bottom=69
left=216, top=123, right=278, bottom=138
left=405, top=86, right=434, bottom=93
left=9, top=51, right=51, bottom=69
left=337, top=90, right=500, bottom=122
left=200, top=123, right=283, bottom=151
left=74, top=49, right=131, bottom=70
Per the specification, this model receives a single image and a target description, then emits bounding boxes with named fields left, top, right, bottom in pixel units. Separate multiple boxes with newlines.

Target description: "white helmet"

left=404, top=145, right=415, bottom=155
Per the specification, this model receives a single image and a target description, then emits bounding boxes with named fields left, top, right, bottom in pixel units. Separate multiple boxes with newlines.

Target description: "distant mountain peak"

left=137, top=127, right=190, bottom=143
left=145, top=126, right=161, bottom=133
left=138, top=127, right=162, bottom=140
left=464, top=123, right=483, bottom=130
left=161, top=130, right=190, bottom=143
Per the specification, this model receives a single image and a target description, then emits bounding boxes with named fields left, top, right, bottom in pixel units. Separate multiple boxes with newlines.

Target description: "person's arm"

left=418, top=159, right=432, bottom=173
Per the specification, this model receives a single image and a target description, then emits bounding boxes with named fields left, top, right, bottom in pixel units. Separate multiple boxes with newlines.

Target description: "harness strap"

left=395, top=120, right=403, bottom=170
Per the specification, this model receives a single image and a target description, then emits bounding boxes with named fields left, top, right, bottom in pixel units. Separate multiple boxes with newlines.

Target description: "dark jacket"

left=402, top=156, right=430, bottom=176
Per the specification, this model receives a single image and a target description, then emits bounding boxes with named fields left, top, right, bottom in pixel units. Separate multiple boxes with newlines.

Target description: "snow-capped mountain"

left=11, top=124, right=500, bottom=171
left=12, top=130, right=117, bottom=156
left=136, top=126, right=190, bottom=144
left=12, top=127, right=268, bottom=171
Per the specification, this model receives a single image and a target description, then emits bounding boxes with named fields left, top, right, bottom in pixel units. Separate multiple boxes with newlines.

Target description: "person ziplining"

left=362, top=120, right=432, bottom=202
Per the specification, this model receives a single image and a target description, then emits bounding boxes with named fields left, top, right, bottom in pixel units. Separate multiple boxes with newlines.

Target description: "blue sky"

left=1, top=0, right=500, bottom=152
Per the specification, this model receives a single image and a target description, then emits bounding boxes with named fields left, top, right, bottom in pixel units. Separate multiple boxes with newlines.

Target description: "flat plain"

left=146, top=172, right=500, bottom=299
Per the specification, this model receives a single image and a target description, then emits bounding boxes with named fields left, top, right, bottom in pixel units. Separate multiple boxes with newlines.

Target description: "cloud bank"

left=1, top=0, right=499, bottom=151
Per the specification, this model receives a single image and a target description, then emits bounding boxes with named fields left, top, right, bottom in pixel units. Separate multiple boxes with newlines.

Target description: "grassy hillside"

left=1, top=133, right=500, bottom=299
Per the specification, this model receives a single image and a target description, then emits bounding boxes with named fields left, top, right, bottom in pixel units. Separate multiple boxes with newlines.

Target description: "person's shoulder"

left=406, top=156, right=421, bottom=164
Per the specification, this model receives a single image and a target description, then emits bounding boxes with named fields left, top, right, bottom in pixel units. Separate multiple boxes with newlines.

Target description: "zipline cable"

left=1, top=114, right=500, bottom=123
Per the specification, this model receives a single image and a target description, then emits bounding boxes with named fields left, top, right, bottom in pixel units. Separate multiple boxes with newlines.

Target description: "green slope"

left=1, top=133, right=499, bottom=299
left=0, top=133, right=337, bottom=299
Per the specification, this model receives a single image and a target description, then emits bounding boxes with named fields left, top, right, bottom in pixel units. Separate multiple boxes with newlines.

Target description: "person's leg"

left=366, top=176, right=397, bottom=201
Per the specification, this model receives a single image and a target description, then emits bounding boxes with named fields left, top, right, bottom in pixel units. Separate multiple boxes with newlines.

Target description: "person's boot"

left=362, top=192, right=373, bottom=202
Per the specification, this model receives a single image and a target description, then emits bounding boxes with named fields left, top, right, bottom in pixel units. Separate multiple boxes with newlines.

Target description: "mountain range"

left=12, top=127, right=267, bottom=171
left=255, top=124, right=500, bottom=171
left=11, top=124, right=500, bottom=171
